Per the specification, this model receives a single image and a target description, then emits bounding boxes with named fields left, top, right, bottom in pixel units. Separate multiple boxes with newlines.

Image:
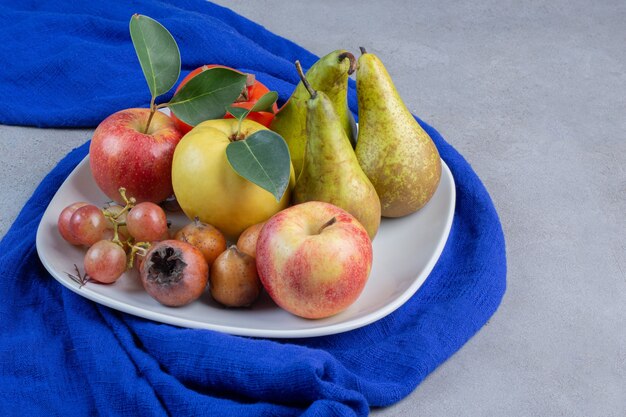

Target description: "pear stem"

left=359, top=46, right=367, bottom=55
left=338, top=52, right=357, bottom=75
left=295, top=60, right=317, bottom=99
left=318, top=217, right=337, bottom=234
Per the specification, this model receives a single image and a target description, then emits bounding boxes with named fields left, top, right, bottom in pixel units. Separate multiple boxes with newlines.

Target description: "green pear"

left=293, top=62, right=381, bottom=239
left=270, top=50, right=357, bottom=176
left=355, top=48, right=441, bottom=217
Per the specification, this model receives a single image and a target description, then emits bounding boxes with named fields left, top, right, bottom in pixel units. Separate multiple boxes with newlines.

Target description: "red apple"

left=256, top=201, right=373, bottom=319
left=89, top=108, right=183, bottom=204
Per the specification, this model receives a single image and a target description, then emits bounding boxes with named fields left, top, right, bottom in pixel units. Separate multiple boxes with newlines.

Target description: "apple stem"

left=143, top=96, right=157, bottom=134
left=318, top=217, right=337, bottom=234
left=295, top=61, right=317, bottom=99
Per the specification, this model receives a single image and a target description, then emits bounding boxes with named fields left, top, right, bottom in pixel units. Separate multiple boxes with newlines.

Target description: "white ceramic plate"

left=36, top=155, right=455, bottom=338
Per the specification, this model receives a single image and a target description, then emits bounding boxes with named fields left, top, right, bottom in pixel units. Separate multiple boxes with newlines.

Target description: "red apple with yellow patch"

left=90, top=108, right=183, bottom=204
left=256, top=201, right=373, bottom=319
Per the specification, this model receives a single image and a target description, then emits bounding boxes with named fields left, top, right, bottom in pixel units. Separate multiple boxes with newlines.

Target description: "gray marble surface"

left=1, top=1, right=624, bottom=415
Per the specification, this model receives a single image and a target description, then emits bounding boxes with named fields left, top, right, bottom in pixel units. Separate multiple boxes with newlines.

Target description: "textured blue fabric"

left=0, top=1, right=506, bottom=416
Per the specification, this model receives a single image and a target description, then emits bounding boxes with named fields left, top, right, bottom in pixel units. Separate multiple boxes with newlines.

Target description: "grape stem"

left=118, top=187, right=137, bottom=210
left=102, top=187, right=137, bottom=247
left=128, top=242, right=151, bottom=270
left=66, top=264, right=91, bottom=288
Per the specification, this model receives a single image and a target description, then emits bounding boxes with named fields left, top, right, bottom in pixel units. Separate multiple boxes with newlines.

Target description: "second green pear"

left=293, top=88, right=381, bottom=239
left=355, top=49, right=442, bottom=217
left=270, top=50, right=357, bottom=176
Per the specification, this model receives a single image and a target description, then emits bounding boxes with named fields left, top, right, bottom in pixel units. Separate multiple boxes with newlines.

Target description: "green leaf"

left=226, top=91, right=279, bottom=122
left=226, top=106, right=249, bottom=121
left=226, top=130, right=291, bottom=201
left=169, top=68, right=247, bottom=126
left=249, top=91, right=278, bottom=113
left=129, top=14, right=180, bottom=98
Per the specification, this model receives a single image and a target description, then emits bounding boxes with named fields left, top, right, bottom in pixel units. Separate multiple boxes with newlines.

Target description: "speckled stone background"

left=1, top=1, right=624, bottom=415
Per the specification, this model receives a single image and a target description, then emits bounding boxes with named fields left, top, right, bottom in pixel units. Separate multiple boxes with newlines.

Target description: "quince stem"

left=235, top=115, right=244, bottom=141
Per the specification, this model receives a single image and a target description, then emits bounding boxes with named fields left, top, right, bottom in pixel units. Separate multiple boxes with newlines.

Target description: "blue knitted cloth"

left=0, top=1, right=506, bottom=416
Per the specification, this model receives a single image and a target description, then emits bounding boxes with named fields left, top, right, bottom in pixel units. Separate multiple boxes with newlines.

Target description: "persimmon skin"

left=140, top=240, right=208, bottom=307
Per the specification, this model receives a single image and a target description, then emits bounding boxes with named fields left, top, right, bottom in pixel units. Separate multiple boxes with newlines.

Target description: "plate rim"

left=36, top=156, right=455, bottom=338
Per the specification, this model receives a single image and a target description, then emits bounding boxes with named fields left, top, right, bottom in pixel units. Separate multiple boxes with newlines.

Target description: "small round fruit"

left=236, top=221, right=265, bottom=258
left=174, top=218, right=226, bottom=267
left=126, top=202, right=168, bottom=242
left=140, top=240, right=208, bottom=307
left=58, top=202, right=88, bottom=244
left=210, top=246, right=261, bottom=307
left=84, top=240, right=127, bottom=284
left=69, top=204, right=108, bottom=247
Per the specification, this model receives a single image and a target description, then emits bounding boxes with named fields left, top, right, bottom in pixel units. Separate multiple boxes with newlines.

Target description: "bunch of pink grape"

left=57, top=188, right=169, bottom=285
left=57, top=187, right=264, bottom=309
